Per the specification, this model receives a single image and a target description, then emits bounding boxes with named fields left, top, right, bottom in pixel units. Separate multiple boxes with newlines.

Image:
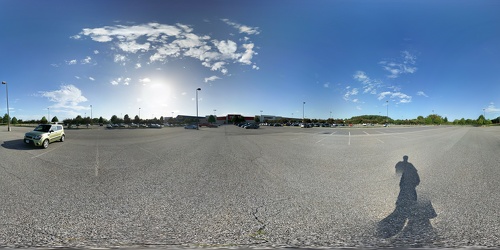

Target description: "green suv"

left=24, top=124, right=65, bottom=149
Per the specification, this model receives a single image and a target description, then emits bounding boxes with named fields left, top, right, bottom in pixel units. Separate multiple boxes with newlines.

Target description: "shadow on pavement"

left=1, top=139, right=40, bottom=150
left=377, top=155, right=437, bottom=242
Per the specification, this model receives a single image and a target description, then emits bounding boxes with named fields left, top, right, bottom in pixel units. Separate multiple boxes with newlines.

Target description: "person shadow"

left=377, top=156, right=437, bottom=243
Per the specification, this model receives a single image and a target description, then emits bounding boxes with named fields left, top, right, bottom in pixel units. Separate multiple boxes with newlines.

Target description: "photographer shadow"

left=377, top=156, right=437, bottom=242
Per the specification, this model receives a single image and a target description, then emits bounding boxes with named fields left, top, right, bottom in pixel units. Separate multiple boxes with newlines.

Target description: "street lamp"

left=386, top=100, right=389, bottom=124
left=139, top=107, right=141, bottom=122
left=196, top=88, right=201, bottom=130
left=2, top=81, right=10, bottom=131
left=302, top=101, right=306, bottom=122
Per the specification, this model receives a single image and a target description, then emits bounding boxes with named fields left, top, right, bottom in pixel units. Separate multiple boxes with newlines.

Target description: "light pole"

left=2, top=81, right=10, bottom=131
left=196, top=88, right=201, bottom=130
left=386, top=100, right=389, bottom=124
left=48, top=107, right=50, bottom=123
left=139, top=108, right=141, bottom=122
left=302, top=101, right=306, bottom=122
left=483, top=108, right=486, bottom=118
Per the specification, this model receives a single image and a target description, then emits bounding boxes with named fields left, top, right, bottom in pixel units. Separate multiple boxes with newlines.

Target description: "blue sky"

left=1, top=0, right=499, bottom=121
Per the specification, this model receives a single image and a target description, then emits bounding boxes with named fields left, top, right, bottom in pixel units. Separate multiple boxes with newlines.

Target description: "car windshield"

left=33, top=125, right=51, bottom=132
left=1, top=1, right=500, bottom=249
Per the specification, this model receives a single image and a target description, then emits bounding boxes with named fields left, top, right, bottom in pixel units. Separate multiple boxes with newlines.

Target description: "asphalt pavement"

left=1, top=125, right=499, bottom=248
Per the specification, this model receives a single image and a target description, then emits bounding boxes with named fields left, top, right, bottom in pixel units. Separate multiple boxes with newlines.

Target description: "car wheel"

left=60, top=135, right=65, bottom=142
left=42, top=139, right=49, bottom=149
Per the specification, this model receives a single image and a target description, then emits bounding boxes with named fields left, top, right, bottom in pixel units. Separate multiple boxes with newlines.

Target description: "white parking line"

left=376, top=138, right=385, bottom=143
left=31, top=143, right=64, bottom=158
left=315, top=137, right=327, bottom=144
left=95, top=143, right=100, bottom=176
left=330, top=131, right=337, bottom=135
left=363, top=131, right=369, bottom=135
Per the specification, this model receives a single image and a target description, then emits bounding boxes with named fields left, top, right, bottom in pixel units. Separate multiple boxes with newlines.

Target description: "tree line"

left=1, top=113, right=499, bottom=127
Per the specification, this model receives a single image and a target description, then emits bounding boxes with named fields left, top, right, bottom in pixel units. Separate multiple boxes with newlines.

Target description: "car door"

left=49, top=126, right=61, bottom=142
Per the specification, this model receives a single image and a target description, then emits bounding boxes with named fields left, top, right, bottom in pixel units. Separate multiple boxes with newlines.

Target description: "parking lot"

left=1, top=125, right=499, bottom=248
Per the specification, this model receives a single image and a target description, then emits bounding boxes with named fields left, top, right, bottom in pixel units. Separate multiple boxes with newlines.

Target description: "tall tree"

left=124, top=114, right=131, bottom=124
left=51, top=116, right=59, bottom=123
left=11, top=117, right=18, bottom=124
left=110, top=115, right=118, bottom=124
left=40, top=116, right=48, bottom=124
left=208, top=115, right=216, bottom=123
left=2, top=113, right=9, bottom=124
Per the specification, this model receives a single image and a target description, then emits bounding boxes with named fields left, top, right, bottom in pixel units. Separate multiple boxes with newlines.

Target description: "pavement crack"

left=250, top=206, right=268, bottom=242
left=0, top=164, right=41, bottom=196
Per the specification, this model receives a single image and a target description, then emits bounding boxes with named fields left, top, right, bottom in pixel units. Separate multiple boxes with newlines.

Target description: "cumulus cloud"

left=111, top=77, right=131, bottom=86
left=379, top=50, right=417, bottom=78
left=39, top=85, right=88, bottom=111
left=89, top=77, right=95, bottom=81
left=417, top=91, right=428, bottom=97
left=353, top=71, right=381, bottom=94
left=485, top=102, right=500, bottom=113
left=139, top=78, right=151, bottom=85
left=204, top=76, right=221, bottom=83
left=378, top=91, right=412, bottom=104
left=75, top=21, right=260, bottom=78
left=221, top=19, right=260, bottom=35
left=344, top=87, right=359, bottom=101
left=81, top=56, right=92, bottom=64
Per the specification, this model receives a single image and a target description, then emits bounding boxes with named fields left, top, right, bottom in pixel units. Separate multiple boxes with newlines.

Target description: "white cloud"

left=94, top=50, right=99, bottom=54
left=139, top=78, right=151, bottom=84
left=204, top=76, right=221, bottom=83
left=378, top=91, right=392, bottom=100
left=39, top=85, right=88, bottom=111
left=213, top=40, right=239, bottom=59
left=379, top=51, right=417, bottom=78
left=118, top=40, right=151, bottom=53
left=76, top=21, right=260, bottom=78
left=114, top=54, right=127, bottom=65
left=221, top=19, right=260, bottom=35
left=417, top=91, right=428, bottom=97
left=485, top=102, right=500, bottom=113
left=378, top=91, right=412, bottom=103
left=81, top=56, right=92, bottom=64
left=353, top=71, right=381, bottom=94
left=111, top=77, right=132, bottom=86
left=89, top=77, right=95, bottom=81
left=344, top=87, right=359, bottom=101
left=67, top=59, right=77, bottom=65
left=239, top=43, right=255, bottom=65
left=323, top=82, right=330, bottom=88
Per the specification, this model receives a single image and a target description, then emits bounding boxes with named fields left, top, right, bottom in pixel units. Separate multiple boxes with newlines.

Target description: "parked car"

left=24, top=124, right=65, bottom=149
left=184, top=124, right=198, bottom=129
left=245, top=123, right=260, bottom=129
